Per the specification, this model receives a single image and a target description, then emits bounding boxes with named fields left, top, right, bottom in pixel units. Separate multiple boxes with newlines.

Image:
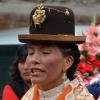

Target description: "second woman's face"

left=26, top=44, right=67, bottom=89
left=18, top=62, right=30, bottom=82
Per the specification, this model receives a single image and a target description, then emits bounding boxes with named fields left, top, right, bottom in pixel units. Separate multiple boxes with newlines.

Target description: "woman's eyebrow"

left=28, top=45, right=33, bottom=48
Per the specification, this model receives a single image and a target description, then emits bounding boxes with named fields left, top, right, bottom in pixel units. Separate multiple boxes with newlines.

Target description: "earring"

left=62, top=73, right=67, bottom=81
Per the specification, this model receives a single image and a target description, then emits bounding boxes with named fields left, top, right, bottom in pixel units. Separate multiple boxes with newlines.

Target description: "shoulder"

left=87, top=82, right=100, bottom=92
left=21, top=87, right=33, bottom=100
left=9, top=81, right=27, bottom=98
left=3, top=84, right=14, bottom=94
left=3, top=81, right=26, bottom=99
left=66, top=77, right=94, bottom=100
left=2, top=84, right=18, bottom=100
left=87, top=81, right=100, bottom=99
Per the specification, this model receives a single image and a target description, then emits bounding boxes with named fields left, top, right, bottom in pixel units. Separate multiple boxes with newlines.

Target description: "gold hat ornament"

left=32, top=4, right=46, bottom=28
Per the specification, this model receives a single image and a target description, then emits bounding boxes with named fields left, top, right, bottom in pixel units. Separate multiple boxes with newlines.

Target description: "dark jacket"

left=87, top=81, right=100, bottom=100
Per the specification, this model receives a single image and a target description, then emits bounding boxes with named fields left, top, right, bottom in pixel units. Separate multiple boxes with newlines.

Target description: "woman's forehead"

left=28, top=44, right=58, bottom=50
left=28, top=42, right=57, bottom=48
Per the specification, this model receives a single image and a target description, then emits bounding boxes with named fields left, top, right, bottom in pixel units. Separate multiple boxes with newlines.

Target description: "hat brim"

left=18, top=34, right=86, bottom=44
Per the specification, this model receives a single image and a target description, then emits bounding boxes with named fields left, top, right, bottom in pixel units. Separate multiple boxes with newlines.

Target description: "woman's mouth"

left=23, top=72, right=30, bottom=76
left=31, top=68, right=44, bottom=74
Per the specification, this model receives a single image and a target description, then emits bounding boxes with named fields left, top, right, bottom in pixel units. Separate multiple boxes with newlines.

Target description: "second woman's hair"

left=9, top=44, right=28, bottom=82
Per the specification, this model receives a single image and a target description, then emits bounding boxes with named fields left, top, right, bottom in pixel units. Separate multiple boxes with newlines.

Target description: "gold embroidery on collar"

left=73, top=77, right=88, bottom=100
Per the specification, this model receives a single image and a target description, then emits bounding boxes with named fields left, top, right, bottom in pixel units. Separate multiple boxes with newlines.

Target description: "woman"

left=18, top=4, right=94, bottom=100
left=2, top=44, right=31, bottom=100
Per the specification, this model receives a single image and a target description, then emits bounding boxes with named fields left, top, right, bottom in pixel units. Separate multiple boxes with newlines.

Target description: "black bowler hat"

left=18, top=4, right=85, bottom=43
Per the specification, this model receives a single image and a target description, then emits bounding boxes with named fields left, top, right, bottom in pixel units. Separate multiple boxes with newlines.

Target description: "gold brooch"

left=32, top=4, right=46, bottom=28
left=65, top=9, right=70, bottom=16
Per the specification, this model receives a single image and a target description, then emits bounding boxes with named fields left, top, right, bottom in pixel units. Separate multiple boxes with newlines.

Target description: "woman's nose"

left=31, top=52, right=41, bottom=65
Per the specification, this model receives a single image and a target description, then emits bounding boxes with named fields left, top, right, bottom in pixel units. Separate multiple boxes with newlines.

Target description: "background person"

left=2, top=44, right=31, bottom=100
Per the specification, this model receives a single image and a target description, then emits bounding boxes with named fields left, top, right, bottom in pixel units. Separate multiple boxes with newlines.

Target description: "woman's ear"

left=63, top=56, right=74, bottom=72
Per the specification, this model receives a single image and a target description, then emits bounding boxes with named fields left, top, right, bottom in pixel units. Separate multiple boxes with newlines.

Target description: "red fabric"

left=2, top=84, right=19, bottom=100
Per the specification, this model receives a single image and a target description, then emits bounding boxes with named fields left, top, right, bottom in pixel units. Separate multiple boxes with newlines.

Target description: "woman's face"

left=18, top=61, right=30, bottom=83
left=26, top=44, right=68, bottom=90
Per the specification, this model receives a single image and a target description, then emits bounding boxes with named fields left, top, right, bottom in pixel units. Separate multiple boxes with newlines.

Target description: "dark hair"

left=9, top=44, right=28, bottom=82
left=57, top=43, right=80, bottom=81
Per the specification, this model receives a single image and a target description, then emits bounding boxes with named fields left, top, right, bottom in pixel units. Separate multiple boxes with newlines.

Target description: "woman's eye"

left=43, top=52, right=50, bottom=54
left=28, top=48, right=34, bottom=55
left=42, top=50, right=51, bottom=54
left=28, top=52, right=34, bottom=55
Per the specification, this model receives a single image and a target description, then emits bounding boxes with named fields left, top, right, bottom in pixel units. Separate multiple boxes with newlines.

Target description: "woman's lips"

left=30, top=68, right=45, bottom=77
left=31, top=68, right=44, bottom=73
left=23, top=72, right=30, bottom=76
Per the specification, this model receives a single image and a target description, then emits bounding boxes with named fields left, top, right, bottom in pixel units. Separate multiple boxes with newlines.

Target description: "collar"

left=39, top=79, right=70, bottom=99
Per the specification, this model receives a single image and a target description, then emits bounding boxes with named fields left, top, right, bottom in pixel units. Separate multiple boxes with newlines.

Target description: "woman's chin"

left=31, top=77, right=46, bottom=84
left=30, top=72, right=47, bottom=84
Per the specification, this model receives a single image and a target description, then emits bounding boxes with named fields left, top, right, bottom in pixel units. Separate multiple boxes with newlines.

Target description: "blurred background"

left=0, top=0, right=100, bottom=30
left=0, top=0, right=100, bottom=99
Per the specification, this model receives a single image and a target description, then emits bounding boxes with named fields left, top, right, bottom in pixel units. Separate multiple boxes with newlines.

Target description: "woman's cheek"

left=26, top=56, right=32, bottom=66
